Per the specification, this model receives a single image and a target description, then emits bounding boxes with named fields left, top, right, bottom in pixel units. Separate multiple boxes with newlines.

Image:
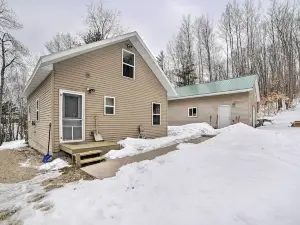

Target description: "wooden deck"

left=60, top=141, right=120, bottom=155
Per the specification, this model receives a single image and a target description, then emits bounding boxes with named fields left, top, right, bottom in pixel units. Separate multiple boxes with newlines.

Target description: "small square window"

left=106, top=97, right=114, bottom=106
left=152, top=103, right=161, bottom=125
left=104, top=97, right=115, bottom=115
left=188, top=107, right=197, bottom=117
left=105, top=107, right=114, bottom=115
left=123, top=51, right=134, bottom=66
left=123, top=64, right=134, bottom=78
left=122, top=49, right=135, bottom=79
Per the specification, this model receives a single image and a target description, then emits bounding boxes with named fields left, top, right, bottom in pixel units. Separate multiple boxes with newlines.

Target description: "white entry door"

left=59, top=90, right=85, bottom=143
left=218, top=105, right=231, bottom=128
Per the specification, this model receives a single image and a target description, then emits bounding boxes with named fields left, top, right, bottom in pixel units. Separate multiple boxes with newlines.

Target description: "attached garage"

left=168, top=75, right=260, bottom=128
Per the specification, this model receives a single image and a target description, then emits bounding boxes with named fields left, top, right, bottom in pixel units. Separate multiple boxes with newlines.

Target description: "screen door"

left=60, top=91, right=84, bottom=142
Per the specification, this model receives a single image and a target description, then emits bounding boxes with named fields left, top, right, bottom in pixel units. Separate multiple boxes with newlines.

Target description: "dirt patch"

left=0, top=207, right=21, bottom=221
left=33, top=201, right=54, bottom=212
left=0, top=146, right=95, bottom=186
left=41, top=166, right=95, bottom=191
left=0, top=148, right=43, bottom=183
left=27, top=193, right=47, bottom=203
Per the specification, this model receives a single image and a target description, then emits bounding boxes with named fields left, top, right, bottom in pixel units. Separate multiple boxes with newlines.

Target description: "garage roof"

left=169, top=75, right=260, bottom=102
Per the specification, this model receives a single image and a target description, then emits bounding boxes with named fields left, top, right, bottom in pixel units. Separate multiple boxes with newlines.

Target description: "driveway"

left=81, top=136, right=212, bottom=179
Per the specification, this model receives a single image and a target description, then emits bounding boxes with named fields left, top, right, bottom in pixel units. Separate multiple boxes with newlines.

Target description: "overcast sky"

left=9, top=0, right=247, bottom=57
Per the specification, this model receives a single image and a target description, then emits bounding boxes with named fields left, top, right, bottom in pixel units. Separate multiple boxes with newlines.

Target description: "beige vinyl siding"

left=27, top=73, right=53, bottom=154
left=53, top=41, right=167, bottom=152
left=168, top=92, right=250, bottom=128
left=248, top=88, right=258, bottom=126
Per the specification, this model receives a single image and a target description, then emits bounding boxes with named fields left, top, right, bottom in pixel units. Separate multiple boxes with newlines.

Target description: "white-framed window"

left=188, top=107, right=197, bottom=117
left=152, top=102, right=161, bottom=126
left=36, top=99, right=39, bottom=121
left=28, top=104, right=31, bottom=121
left=104, top=96, right=115, bottom=115
left=122, top=49, right=135, bottom=79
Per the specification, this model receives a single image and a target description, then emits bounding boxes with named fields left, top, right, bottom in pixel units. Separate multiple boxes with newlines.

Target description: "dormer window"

left=122, top=49, right=135, bottom=79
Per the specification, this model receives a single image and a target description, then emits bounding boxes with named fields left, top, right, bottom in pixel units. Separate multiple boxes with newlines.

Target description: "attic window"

left=122, top=49, right=135, bottom=79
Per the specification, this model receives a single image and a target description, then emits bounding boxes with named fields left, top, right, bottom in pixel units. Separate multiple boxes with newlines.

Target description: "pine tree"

left=175, top=15, right=197, bottom=87
left=156, top=51, right=165, bottom=72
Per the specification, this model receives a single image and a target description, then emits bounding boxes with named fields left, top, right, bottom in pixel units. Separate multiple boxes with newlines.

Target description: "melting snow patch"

left=0, top=140, right=27, bottom=150
left=106, top=123, right=217, bottom=159
left=19, top=159, right=39, bottom=169
left=39, top=159, right=69, bottom=171
left=0, top=172, right=60, bottom=224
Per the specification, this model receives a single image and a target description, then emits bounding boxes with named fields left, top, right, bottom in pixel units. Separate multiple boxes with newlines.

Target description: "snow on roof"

left=24, top=32, right=177, bottom=97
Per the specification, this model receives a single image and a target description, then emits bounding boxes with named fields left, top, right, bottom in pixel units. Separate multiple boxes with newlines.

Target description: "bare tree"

left=6, top=67, right=28, bottom=140
left=194, top=18, right=205, bottom=82
left=45, top=32, right=81, bottom=53
left=170, top=15, right=197, bottom=87
left=82, top=1, right=124, bottom=44
left=163, top=0, right=300, bottom=98
left=0, top=0, right=22, bottom=30
left=0, top=33, right=28, bottom=143
left=0, top=0, right=28, bottom=144
left=194, top=15, right=216, bottom=81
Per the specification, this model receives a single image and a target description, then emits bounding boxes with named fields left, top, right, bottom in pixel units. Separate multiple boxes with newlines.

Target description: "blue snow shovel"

left=42, top=123, right=52, bottom=163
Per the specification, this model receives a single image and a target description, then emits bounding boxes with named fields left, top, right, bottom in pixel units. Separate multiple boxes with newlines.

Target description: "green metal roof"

left=173, top=75, right=257, bottom=98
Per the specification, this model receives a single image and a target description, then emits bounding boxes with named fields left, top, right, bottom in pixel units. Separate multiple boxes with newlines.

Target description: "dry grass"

left=41, top=166, right=95, bottom=191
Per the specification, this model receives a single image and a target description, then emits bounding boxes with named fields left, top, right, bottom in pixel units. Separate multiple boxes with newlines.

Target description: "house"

left=24, top=32, right=177, bottom=155
left=168, top=75, right=260, bottom=128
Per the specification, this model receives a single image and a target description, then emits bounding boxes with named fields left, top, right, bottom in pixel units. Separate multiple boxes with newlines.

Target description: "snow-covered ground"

left=106, top=123, right=217, bottom=159
left=19, top=158, right=69, bottom=171
left=258, top=105, right=300, bottom=137
left=2, top=106, right=300, bottom=225
left=0, top=172, right=61, bottom=224
left=0, top=139, right=27, bottom=150
left=1, top=106, right=298, bottom=225
left=39, top=158, right=70, bottom=171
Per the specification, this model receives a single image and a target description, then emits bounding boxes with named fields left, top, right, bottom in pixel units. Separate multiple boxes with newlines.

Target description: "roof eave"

left=168, top=88, right=253, bottom=101
left=23, top=63, right=53, bottom=97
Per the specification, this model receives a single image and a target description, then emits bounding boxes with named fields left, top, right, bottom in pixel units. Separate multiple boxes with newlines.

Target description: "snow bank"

left=0, top=139, right=27, bottom=150
left=18, top=122, right=300, bottom=225
left=39, top=158, right=69, bottom=171
left=106, top=123, right=216, bottom=159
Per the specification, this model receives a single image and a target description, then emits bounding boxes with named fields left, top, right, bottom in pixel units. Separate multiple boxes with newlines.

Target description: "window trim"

left=104, top=96, right=116, bottom=115
left=28, top=104, right=31, bottom=122
left=36, top=99, right=39, bottom=121
left=122, top=49, right=135, bottom=79
left=188, top=107, right=198, bottom=118
left=152, top=102, right=161, bottom=126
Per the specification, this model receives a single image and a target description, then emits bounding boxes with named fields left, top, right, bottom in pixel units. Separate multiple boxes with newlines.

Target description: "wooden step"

left=78, top=149, right=103, bottom=157
left=60, top=142, right=120, bottom=154
left=80, top=156, right=106, bottom=165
